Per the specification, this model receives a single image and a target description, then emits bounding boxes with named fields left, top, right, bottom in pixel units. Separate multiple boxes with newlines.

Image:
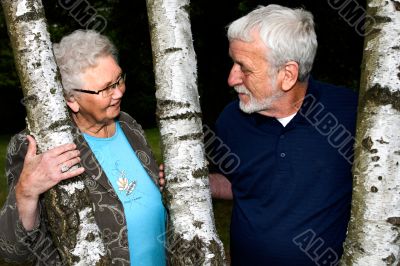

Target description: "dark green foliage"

left=0, top=9, right=25, bottom=133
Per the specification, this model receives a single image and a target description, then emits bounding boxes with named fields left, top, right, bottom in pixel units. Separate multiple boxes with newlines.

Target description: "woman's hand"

left=158, top=163, right=165, bottom=191
left=15, top=135, right=85, bottom=230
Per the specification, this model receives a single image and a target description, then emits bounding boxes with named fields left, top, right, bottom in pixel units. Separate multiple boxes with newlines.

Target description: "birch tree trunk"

left=341, top=1, right=400, bottom=265
left=146, top=0, right=226, bottom=265
left=1, top=0, right=108, bottom=265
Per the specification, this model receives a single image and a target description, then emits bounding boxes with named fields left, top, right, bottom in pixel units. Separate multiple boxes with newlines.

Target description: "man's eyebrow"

left=231, top=59, right=244, bottom=67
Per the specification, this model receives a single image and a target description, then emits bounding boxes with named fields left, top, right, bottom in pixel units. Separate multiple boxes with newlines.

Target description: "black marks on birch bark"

left=364, top=84, right=400, bottom=112
left=387, top=217, right=400, bottom=226
left=370, top=186, right=378, bottom=193
left=160, top=112, right=202, bottom=121
left=391, top=0, right=400, bottom=11
left=178, top=133, right=203, bottom=141
left=165, top=47, right=182, bottom=53
left=382, top=253, right=396, bottom=264
left=362, top=136, right=373, bottom=151
left=192, top=167, right=208, bottom=179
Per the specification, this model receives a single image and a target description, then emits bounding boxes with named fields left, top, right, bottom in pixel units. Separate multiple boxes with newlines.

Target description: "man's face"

left=228, top=32, right=283, bottom=114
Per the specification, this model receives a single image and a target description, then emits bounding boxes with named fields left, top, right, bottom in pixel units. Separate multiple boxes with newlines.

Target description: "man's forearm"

left=209, top=173, right=233, bottom=200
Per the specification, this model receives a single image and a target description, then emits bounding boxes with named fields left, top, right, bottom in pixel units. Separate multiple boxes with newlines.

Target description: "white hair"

left=53, top=29, right=118, bottom=97
left=227, top=4, right=318, bottom=81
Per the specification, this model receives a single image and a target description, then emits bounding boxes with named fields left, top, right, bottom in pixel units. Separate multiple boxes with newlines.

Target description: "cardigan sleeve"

left=0, top=131, right=62, bottom=264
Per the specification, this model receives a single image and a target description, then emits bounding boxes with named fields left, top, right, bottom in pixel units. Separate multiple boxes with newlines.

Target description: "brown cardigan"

left=0, top=111, right=161, bottom=265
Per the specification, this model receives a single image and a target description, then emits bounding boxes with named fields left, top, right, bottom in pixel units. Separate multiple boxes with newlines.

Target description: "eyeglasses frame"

left=72, top=73, right=126, bottom=96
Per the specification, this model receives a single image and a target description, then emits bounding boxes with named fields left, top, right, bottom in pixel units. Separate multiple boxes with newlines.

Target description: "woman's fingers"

left=56, top=150, right=81, bottom=166
left=158, top=164, right=165, bottom=190
left=59, top=156, right=81, bottom=173
left=60, top=166, right=85, bottom=181
left=20, top=137, right=84, bottom=195
left=49, top=142, right=78, bottom=157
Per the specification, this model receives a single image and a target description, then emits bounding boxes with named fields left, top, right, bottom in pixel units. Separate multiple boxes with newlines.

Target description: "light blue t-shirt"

left=84, top=122, right=166, bottom=266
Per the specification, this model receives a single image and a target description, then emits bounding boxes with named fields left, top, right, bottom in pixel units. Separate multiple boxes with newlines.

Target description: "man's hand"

left=209, top=173, right=233, bottom=200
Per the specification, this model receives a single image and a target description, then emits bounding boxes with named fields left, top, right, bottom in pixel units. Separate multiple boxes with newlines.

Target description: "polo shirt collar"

left=251, top=111, right=281, bottom=127
left=288, top=77, right=321, bottom=127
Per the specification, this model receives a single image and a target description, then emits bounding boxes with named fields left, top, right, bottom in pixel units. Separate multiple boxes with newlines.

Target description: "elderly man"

left=208, top=4, right=358, bottom=265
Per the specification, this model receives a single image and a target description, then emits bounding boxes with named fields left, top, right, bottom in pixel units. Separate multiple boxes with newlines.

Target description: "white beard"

left=234, top=84, right=284, bottom=114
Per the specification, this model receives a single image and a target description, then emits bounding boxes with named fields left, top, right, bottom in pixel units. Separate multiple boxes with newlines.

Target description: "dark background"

left=0, top=0, right=366, bottom=134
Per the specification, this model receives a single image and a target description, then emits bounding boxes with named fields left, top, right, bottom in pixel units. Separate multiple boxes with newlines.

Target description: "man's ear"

left=280, top=61, right=299, bottom=92
left=66, top=95, right=80, bottom=113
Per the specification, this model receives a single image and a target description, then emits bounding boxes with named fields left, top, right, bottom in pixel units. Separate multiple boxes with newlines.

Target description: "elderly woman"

left=0, top=30, right=166, bottom=265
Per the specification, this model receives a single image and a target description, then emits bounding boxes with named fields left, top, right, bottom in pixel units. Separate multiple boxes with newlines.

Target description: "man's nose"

left=228, top=64, right=243, bottom=87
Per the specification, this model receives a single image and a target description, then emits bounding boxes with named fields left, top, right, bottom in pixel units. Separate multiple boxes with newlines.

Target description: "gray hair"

left=227, top=4, right=318, bottom=81
left=53, top=29, right=118, bottom=97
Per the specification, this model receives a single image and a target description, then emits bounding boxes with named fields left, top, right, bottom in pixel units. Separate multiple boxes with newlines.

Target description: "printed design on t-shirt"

left=117, top=175, right=136, bottom=195
left=112, top=161, right=144, bottom=208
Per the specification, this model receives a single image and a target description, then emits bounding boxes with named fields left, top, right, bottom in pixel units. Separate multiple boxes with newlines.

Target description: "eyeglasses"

left=73, top=73, right=126, bottom=98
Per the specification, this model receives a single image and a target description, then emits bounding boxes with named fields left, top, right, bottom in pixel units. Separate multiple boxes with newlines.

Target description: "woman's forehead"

left=81, top=55, right=121, bottom=88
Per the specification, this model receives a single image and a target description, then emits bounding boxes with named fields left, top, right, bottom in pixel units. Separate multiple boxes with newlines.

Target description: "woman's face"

left=68, top=55, right=125, bottom=126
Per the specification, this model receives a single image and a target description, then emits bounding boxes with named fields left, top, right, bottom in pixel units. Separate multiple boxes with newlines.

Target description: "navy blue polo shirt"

left=211, top=79, right=358, bottom=266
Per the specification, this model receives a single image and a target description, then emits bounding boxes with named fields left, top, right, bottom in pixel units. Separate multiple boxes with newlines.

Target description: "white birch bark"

left=1, top=0, right=108, bottom=265
left=341, top=1, right=400, bottom=265
left=146, top=0, right=226, bottom=265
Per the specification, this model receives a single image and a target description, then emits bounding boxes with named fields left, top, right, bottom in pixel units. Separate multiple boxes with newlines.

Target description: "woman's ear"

left=281, top=61, right=299, bottom=92
left=66, top=95, right=80, bottom=113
